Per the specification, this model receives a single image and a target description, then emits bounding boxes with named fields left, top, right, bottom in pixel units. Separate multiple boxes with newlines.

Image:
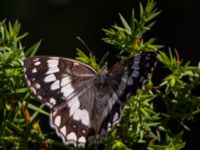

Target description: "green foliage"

left=76, top=48, right=101, bottom=72
left=0, top=20, right=68, bottom=149
left=104, top=48, right=200, bottom=150
left=157, top=50, right=200, bottom=126
left=101, top=0, right=199, bottom=149
left=76, top=49, right=109, bottom=72
left=0, top=0, right=200, bottom=150
left=147, top=133, right=186, bottom=150
left=102, top=0, right=162, bottom=56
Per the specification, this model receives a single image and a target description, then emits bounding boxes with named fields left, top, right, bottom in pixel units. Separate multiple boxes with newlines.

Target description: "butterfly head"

left=95, top=67, right=110, bottom=89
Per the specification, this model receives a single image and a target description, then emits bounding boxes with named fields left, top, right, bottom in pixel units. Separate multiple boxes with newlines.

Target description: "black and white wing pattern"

left=97, top=52, right=157, bottom=140
left=23, top=56, right=97, bottom=147
left=23, top=52, right=157, bottom=148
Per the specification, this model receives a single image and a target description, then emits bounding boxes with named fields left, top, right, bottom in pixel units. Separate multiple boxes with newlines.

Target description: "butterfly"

left=23, top=52, right=157, bottom=148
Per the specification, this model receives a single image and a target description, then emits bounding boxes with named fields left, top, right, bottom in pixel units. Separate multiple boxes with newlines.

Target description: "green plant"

left=0, top=0, right=200, bottom=150
left=0, top=20, right=70, bottom=149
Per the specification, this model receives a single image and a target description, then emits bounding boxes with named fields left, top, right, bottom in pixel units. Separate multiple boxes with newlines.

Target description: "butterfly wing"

left=23, top=52, right=157, bottom=147
left=50, top=85, right=97, bottom=147
left=23, top=56, right=97, bottom=147
left=109, top=52, right=157, bottom=101
left=97, top=52, right=157, bottom=139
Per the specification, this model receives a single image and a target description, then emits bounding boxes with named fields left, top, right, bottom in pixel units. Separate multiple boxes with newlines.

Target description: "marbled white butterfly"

left=23, top=52, right=157, bottom=148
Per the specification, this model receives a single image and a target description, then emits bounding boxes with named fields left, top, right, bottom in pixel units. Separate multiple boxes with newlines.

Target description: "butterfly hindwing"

left=50, top=82, right=98, bottom=147
left=50, top=86, right=97, bottom=147
left=97, top=97, right=122, bottom=141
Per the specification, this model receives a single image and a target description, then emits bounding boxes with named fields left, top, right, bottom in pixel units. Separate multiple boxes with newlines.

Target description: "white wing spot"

left=68, top=96, right=80, bottom=116
left=52, top=110, right=57, bottom=116
left=108, top=122, right=111, bottom=127
left=34, top=61, right=41, bottom=66
left=107, top=122, right=112, bottom=131
left=73, top=109, right=90, bottom=126
left=107, top=92, right=118, bottom=110
left=32, top=68, right=37, bottom=73
left=51, top=80, right=60, bottom=90
left=82, top=130, right=86, bottom=134
left=60, top=126, right=66, bottom=135
left=74, top=62, right=79, bottom=66
left=126, top=92, right=131, bottom=99
left=49, top=56, right=59, bottom=60
left=61, top=83, right=74, bottom=97
left=134, top=55, right=141, bottom=64
left=47, top=59, right=59, bottom=67
left=113, top=112, right=119, bottom=122
left=44, top=74, right=56, bottom=83
left=132, top=62, right=140, bottom=70
left=46, top=67, right=60, bottom=74
left=50, top=97, right=56, bottom=105
left=54, top=115, right=61, bottom=127
left=78, top=136, right=86, bottom=143
left=67, top=132, right=77, bottom=141
left=132, top=70, right=139, bottom=77
left=61, top=76, right=71, bottom=87
left=34, top=83, right=41, bottom=89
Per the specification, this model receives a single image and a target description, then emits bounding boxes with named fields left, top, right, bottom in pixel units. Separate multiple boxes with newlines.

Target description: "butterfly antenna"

left=76, top=36, right=92, bottom=53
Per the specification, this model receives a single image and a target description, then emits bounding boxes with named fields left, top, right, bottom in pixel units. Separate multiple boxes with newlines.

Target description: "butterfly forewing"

left=23, top=52, right=157, bottom=148
left=23, top=56, right=96, bottom=106
left=109, top=52, right=157, bottom=101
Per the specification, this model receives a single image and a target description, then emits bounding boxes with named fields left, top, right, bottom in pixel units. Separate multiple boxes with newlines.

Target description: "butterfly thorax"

left=91, top=69, right=114, bottom=132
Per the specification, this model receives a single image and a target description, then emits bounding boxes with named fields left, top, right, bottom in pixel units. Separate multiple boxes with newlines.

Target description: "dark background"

left=0, top=0, right=200, bottom=64
left=0, top=0, right=199, bottom=149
